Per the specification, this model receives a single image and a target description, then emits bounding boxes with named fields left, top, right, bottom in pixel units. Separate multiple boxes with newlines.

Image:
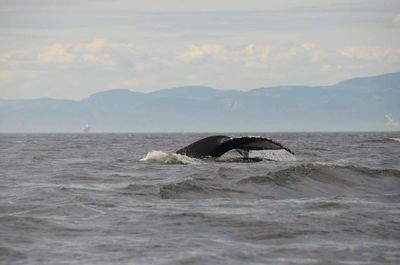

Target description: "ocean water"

left=0, top=132, right=399, bottom=265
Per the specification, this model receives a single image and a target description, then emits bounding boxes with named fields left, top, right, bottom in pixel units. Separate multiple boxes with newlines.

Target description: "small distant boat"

left=83, top=124, right=90, bottom=133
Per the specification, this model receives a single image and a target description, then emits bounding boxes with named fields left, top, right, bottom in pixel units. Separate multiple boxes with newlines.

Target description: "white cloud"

left=81, top=53, right=115, bottom=65
left=340, top=46, right=400, bottom=61
left=0, top=49, right=33, bottom=64
left=273, top=43, right=322, bottom=63
left=267, top=43, right=323, bottom=63
left=37, top=44, right=75, bottom=64
left=302, top=42, right=322, bottom=61
left=178, top=44, right=225, bottom=63
left=385, top=114, right=400, bottom=127
left=85, top=39, right=106, bottom=52
left=178, top=43, right=273, bottom=64
left=240, top=44, right=271, bottom=62
left=303, top=43, right=316, bottom=51
left=275, top=47, right=298, bottom=61
left=36, top=39, right=131, bottom=65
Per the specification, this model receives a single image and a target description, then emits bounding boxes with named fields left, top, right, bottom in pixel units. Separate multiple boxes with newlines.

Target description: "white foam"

left=388, top=137, right=400, bottom=142
left=248, top=149, right=297, bottom=161
left=140, top=150, right=202, bottom=165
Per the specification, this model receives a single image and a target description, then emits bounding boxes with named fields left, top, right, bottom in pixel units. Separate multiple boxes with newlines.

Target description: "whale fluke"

left=176, top=135, right=294, bottom=158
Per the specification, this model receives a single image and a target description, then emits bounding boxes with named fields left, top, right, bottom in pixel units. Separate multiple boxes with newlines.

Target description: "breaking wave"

left=388, top=137, right=400, bottom=142
left=159, top=164, right=400, bottom=199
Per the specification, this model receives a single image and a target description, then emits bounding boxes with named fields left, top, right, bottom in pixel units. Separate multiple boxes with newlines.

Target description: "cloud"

left=178, top=44, right=225, bottom=62
left=302, top=43, right=316, bottom=51
left=340, top=46, right=400, bottom=61
left=385, top=114, right=400, bottom=127
left=36, top=39, right=127, bottom=65
left=240, top=44, right=271, bottom=62
left=302, top=42, right=322, bottom=61
left=85, top=39, right=106, bottom=52
left=275, top=47, right=298, bottom=61
left=37, top=44, right=75, bottom=64
left=178, top=43, right=274, bottom=64
left=268, top=43, right=323, bottom=63
left=81, top=53, right=115, bottom=65
left=0, top=49, right=34, bottom=64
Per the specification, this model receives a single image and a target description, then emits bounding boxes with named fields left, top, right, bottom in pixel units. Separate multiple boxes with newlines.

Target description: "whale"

left=176, top=135, right=294, bottom=158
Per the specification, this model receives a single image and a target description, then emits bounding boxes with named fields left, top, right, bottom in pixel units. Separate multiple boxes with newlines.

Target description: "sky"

left=0, top=0, right=400, bottom=100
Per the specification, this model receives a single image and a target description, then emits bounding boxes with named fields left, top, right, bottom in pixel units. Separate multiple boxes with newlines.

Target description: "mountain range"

left=1, top=72, right=399, bottom=132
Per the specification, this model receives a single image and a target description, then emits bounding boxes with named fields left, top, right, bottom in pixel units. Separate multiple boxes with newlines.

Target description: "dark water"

left=1, top=133, right=399, bottom=265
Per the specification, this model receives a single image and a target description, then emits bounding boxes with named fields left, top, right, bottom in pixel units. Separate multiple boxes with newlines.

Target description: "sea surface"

left=0, top=133, right=399, bottom=265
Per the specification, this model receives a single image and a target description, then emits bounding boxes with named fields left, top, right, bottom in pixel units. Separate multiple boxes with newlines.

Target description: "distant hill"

left=0, top=72, right=399, bottom=132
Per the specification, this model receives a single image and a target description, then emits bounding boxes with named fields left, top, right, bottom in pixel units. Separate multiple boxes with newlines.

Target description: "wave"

left=140, top=150, right=202, bottom=165
left=312, top=159, right=350, bottom=167
left=0, top=247, right=27, bottom=262
left=159, top=164, right=400, bottom=199
left=363, top=137, right=400, bottom=144
left=141, top=149, right=296, bottom=165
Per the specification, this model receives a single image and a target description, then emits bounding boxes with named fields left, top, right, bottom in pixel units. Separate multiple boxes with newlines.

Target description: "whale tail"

left=176, top=135, right=294, bottom=158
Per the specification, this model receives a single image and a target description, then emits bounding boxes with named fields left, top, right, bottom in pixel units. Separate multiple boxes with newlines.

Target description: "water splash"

left=248, top=149, right=297, bottom=161
left=140, top=150, right=202, bottom=165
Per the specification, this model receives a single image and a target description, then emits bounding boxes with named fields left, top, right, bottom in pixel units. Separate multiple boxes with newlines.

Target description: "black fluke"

left=176, top=135, right=294, bottom=158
